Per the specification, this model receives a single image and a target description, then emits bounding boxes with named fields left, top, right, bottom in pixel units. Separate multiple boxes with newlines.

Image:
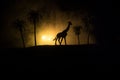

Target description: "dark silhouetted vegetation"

left=73, top=26, right=82, bottom=45
left=82, top=14, right=95, bottom=44
left=13, top=19, right=26, bottom=48
left=28, top=10, right=42, bottom=47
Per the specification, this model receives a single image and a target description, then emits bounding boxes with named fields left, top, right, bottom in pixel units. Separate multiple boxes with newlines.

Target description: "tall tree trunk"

left=87, top=31, right=89, bottom=44
left=34, top=22, right=37, bottom=47
left=20, top=29, right=25, bottom=48
left=77, top=35, right=80, bottom=45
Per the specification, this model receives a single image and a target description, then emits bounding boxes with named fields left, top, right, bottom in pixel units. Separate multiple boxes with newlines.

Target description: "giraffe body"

left=53, top=21, right=72, bottom=45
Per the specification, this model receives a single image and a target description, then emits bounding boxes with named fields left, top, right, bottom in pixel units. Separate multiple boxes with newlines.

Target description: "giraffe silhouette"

left=53, top=21, right=72, bottom=45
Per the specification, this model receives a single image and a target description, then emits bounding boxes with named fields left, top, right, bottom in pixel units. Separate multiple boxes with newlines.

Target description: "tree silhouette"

left=14, top=19, right=26, bottom=48
left=73, top=26, right=82, bottom=45
left=82, top=15, right=94, bottom=44
left=28, top=10, right=42, bottom=47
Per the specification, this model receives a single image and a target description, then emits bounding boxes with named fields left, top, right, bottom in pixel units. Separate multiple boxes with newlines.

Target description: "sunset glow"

left=40, top=34, right=54, bottom=45
left=41, top=35, right=53, bottom=41
left=37, top=27, right=57, bottom=45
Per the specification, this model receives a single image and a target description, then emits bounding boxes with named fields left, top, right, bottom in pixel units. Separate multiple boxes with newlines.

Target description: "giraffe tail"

left=53, top=36, right=57, bottom=41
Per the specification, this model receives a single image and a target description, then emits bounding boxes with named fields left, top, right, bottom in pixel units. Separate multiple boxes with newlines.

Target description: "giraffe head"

left=68, top=21, right=72, bottom=25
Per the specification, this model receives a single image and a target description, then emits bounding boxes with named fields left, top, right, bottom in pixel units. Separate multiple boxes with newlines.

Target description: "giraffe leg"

left=58, top=37, right=61, bottom=45
left=53, top=36, right=57, bottom=45
left=54, top=37, right=58, bottom=45
left=55, top=39, right=57, bottom=45
left=60, top=37, right=63, bottom=45
left=64, top=37, right=67, bottom=45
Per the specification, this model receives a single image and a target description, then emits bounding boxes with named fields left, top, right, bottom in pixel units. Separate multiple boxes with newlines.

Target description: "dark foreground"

left=0, top=45, right=120, bottom=72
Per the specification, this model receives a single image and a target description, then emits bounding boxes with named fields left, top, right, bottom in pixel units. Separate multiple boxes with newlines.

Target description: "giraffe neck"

left=62, top=24, right=71, bottom=33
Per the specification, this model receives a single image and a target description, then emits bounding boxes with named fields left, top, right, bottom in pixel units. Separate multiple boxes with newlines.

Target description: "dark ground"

left=0, top=44, right=120, bottom=72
